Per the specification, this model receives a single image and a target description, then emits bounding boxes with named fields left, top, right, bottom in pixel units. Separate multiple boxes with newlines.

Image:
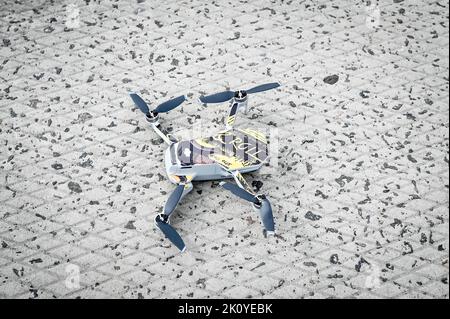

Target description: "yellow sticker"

left=195, top=138, right=216, bottom=148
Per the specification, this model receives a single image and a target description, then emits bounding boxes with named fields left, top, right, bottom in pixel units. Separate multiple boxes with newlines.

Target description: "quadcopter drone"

left=129, top=83, right=280, bottom=252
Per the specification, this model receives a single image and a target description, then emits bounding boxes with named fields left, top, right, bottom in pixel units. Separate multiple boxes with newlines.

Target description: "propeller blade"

left=221, top=182, right=256, bottom=203
left=164, top=184, right=185, bottom=216
left=246, top=82, right=280, bottom=94
left=155, top=219, right=186, bottom=252
left=199, top=91, right=234, bottom=104
left=129, top=92, right=150, bottom=114
left=258, top=198, right=275, bottom=232
left=154, top=95, right=186, bottom=113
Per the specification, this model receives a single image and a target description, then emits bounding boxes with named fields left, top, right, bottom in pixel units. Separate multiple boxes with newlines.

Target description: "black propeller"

left=129, top=92, right=186, bottom=115
left=220, top=182, right=275, bottom=233
left=199, top=82, right=280, bottom=104
left=154, top=184, right=187, bottom=252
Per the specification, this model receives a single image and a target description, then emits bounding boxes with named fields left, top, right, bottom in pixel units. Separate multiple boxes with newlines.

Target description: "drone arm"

left=225, top=102, right=239, bottom=130
left=221, top=171, right=275, bottom=234
left=163, top=181, right=193, bottom=216
left=217, top=166, right=256, bottom=199
left=150, top=123, right=176, bottom=145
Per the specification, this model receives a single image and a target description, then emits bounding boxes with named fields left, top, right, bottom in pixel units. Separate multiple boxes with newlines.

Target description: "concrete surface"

left=0, top=0, right=448, bottom=299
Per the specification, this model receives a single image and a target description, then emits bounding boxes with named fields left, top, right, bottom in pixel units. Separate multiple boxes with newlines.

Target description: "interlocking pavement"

left=0, top=0, right=448, bottom=299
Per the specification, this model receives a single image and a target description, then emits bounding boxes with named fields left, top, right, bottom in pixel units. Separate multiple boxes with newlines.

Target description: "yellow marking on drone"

left=226, top=115, right=236, bottom=126
left=195, top=138, right=216, bottom=149
left=238, top=128, right=267, bottom=144
left=209, top=154, right=246, bottom=170
left=212, top=134, right=265, bottom=159
left=214, top=145, right=264, bottom=164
